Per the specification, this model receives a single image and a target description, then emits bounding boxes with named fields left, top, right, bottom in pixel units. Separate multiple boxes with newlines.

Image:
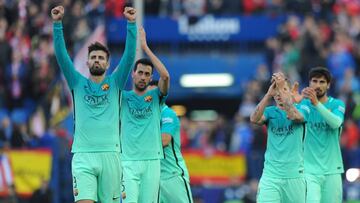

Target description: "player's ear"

left=86, top=61, right=90, bottom=68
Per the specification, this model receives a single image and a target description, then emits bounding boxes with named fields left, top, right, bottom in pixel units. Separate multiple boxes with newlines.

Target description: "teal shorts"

left=257, top=175, right=306, bottom=203
left=160, top=175, right=193, bottom=203
left=305, top=173, right=342, bottom=203
left=122, top=160, right=160, bottom=203
left=72, top=152, right=122, bottom=202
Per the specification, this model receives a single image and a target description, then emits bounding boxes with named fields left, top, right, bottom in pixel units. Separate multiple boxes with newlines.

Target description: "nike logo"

left=113, top=197, right=120, bottom=200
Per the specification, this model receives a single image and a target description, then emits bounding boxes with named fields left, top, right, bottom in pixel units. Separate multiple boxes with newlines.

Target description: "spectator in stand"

left=29, top=179, right=52, bottom=203
left=105, top=0, right=125, bottom=18
left=4, top=51, right=28, bottom=109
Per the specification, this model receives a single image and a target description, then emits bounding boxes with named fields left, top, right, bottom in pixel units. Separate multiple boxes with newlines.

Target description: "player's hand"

left=277, top=88, right=293, bottom=106
left=124, top=7, right=136, bottom=22
left=139, top=27, right=148, bottom=50
left=271, top=72, right=286, bottom=91
left=302, top=87, right=318, bottom=105
left=266, top=82, right=277, bottom=98
left=51, top=6, right=64, bottom=22
left=291, top=81, right=303, bottom=103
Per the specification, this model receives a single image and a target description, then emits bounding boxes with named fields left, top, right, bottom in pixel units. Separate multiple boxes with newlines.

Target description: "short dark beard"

left=134, top=83, right=147, bottom=92
left=316, top=90, right=326, bottom=100
left=90, top=66, right=105, bottom=76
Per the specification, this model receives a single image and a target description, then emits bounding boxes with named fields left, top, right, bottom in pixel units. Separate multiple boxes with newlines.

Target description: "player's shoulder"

left=299, top=98, right=311, bottom=106
left=120, top=90, right=135, bottom=100
left=122, top=90, right=132, bottom=95
left=163, top=106, right=180, bottom=121
left=328, top=97, right=346, bottom=113
left=329, top=96, right=345, bottom=106
left=162, top=106, right=176, bottom=117
left=265, top=105, right=276, bottom=112
left=296, top=103, right=311, bottom=114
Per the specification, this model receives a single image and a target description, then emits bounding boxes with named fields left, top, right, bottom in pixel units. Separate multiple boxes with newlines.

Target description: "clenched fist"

left=51, top=6, right=64, bottom=22
left=124, top=7, right=136, bottom=22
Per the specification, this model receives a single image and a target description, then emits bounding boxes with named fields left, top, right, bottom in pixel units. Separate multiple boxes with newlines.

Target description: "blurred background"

left=0, top=0, right=359, bottom=202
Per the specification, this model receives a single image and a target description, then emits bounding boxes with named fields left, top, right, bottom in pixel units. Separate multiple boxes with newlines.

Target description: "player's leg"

left=72, top=153, right=98, bottom=202
left=282, top=177, right=306, bottom=203
left=160, top=175, right=193, bottom=203
left=305, top=174, right=323, bottom=203
left=256, top=175, right=281, bottom=203
left=97, top=152, right=122, bottom=203
left=321, top=174, right=342, bottom=203
left=122, top=160, right=141, bottom=203
left=138, top=159, right=160, bottom=203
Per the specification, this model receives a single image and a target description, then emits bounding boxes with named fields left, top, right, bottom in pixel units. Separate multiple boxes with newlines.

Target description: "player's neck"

left=90, top=75, right=105, bottom=84
left=318, top=95, right=328, bottom=103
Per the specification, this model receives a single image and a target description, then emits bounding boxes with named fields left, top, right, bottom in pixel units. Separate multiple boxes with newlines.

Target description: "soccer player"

left=301, top=67, right=345, bottom=203
left=250, top=73, right=309, bottom=203
left=148, top=81, right=193, bottom=203
left=51, top=5, right=137, bottom=203
left=120, top=27, right=170, bottom=203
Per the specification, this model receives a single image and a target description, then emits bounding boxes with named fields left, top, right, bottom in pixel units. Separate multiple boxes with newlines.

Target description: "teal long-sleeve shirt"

left=53, top=21, right=137, bottom=153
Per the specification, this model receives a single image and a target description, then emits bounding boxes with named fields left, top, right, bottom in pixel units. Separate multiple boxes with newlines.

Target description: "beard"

left=316, top=89, right=326, bottom=99
left=89, top=65, right=105, bottom=76
left=134, top=82, right=147, bottom=92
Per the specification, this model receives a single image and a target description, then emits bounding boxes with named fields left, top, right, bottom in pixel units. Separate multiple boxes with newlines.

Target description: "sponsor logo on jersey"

left=73, top=189, right=79, bottom=196
left=84, top=94, right=109, bottom=106
left=270, top=125, right=294, bottom=136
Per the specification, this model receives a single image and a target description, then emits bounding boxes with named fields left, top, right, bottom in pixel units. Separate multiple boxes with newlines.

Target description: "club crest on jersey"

left=101, top=83, right=109, bottom=91
left=73, top=189, right=79, bottom=196
left=145, top=96, right=152, bottom=102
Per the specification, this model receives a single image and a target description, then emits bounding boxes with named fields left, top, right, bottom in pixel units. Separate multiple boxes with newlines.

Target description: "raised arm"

left=250, top=82, right=275, bottom=125
left=277, top=88, right=305, bottom=122
left=140, top=27, right=170, bottom=96
left=272, top=72, right=305, bottom=122
left=112, top=7, right=137, bottom=90
left=51, top=6, right=79, bottom=88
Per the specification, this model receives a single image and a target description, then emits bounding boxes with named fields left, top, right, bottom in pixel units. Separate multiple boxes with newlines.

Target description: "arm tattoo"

left=282, top=93, right=303, bottom=122
left=250, top=95, right=270, bottom=124
left=252, top=105, right=262, bottom=122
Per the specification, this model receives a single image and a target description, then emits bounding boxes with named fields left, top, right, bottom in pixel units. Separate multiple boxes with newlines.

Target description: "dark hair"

left=88, top=41, right=110, bottom=60
left=309, top=67, right=332, bottom=83
left=134, top=58, right=154, bottom=74
left=148, top=80, right=159, bottom=86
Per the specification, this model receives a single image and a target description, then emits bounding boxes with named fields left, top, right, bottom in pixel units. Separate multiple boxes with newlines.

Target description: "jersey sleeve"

left=332, top=100, right=346, bottom=121
left=111, top=22, right=137, bottom=89
left=53, top=22, right=81, bottom=89
left=155, top=87, right=168, bottom=105
left=161, top=108, right=177, bottom=136
left=263, top=106, right=272, bottom=122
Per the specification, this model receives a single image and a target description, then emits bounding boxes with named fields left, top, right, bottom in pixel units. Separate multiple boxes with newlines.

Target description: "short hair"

left=88, top=41, right=110, bottom=60
left=134, top=58, right=154, bottom=74
left=148, top=80, right=159, bottom=86
left=309, top=67, right=332, bottom=83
